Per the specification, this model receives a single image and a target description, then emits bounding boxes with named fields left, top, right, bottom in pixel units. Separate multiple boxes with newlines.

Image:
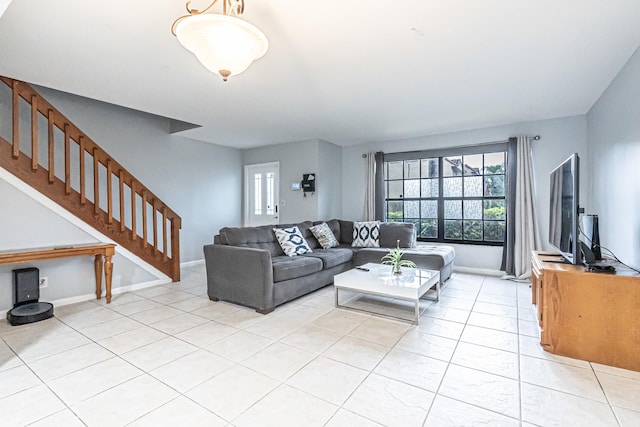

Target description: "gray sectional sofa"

left=204, top=219, right=455, bottom=314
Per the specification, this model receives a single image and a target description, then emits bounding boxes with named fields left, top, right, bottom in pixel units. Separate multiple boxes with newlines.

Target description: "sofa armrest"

left=203, top=244, right=275, bottom=313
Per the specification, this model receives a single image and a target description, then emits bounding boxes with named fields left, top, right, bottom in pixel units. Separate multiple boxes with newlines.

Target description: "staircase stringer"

left=0, top=76, right=182, bottom=281
left=0, top=165, right=171, bottom=281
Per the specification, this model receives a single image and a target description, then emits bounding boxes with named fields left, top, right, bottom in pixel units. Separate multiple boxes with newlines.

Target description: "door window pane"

left=254, top=174, right=262, bottom=215
left=266, top=172, right=275, bottom=215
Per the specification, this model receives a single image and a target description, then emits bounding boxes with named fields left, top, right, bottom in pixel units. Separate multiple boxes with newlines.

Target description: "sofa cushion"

left=338, top=220, right=354, bottom=245
left=379, top=222, right=417, bottom=248
left=309, top=223, right=339, bottom=249
left=354, top=245, right=455, bottom=270
left=352, top=221, right=380, bottom=247
left=273, top=226, right=313, bottom=257
left=219, top=221, right=316, bottom=256
left=272, top=256, right=323, bottom=282
left=301, top=248, right=353, bottom=269
left=219, top=224, right=285, bottom=256
left=408, top=245, right=456, bottom=265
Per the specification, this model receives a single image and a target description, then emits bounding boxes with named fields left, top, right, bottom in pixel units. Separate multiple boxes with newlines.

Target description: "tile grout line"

left=516, top=279, right=524, bottom=426
left=589, top=362, right=623, bottom=427
left=70, top=289, right=235, bottom=425
left=421, top=272, right=484, bottom=426
left=4, top=269, right=634, bottom=425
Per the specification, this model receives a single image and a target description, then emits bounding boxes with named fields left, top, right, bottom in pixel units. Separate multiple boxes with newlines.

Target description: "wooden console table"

left=531, top=251, right=640, bottom=371
left=0, top=243, right=116, bottom=303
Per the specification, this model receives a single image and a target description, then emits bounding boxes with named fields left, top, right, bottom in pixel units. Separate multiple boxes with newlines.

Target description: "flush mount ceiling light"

left=171, top=0, right=268, bottom=81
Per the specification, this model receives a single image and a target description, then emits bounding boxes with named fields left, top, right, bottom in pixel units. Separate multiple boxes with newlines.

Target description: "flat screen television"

left=549, top=153, right=580, bottom=264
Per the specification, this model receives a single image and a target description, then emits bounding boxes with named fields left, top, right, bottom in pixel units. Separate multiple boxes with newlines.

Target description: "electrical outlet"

left=39, top=276, right=48, bottom=289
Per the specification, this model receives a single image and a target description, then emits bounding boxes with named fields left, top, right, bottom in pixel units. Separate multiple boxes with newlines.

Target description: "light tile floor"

left=1, top=265, right=639, bottom=426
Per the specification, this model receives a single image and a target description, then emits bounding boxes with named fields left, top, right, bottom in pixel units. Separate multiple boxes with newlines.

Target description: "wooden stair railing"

left=0, top=76, right=181, bottom=281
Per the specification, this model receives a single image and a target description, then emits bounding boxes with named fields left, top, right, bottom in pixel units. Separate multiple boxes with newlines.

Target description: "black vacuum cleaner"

left=6, top=267, right=54, bottom=326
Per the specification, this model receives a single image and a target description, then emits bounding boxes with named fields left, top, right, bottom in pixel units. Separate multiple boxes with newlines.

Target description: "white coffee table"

left=334, top=262, right=440, bottom=324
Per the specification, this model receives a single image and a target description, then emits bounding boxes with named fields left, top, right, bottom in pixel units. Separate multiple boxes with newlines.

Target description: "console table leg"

left=94, top=254, right=103, bottom=300
left=104, top=255, right=113, bottom=304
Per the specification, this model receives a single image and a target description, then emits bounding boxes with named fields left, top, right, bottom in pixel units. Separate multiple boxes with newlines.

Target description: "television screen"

left=549, top=154, right=580, bottom=264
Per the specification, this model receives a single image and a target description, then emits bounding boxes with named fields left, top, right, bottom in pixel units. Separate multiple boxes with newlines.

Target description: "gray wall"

left=0, top=179, right=156, bottom=311
left=317, top=139, right=343, bottom=220
left=341, top=116, right=589, bottom=270
left=242, top=139, right=328, bottom=224
left=586, top=46, right=640, bottom=270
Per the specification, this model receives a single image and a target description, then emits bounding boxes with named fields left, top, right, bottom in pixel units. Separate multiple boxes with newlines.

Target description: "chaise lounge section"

left=204, top=219, right=454, bottom=313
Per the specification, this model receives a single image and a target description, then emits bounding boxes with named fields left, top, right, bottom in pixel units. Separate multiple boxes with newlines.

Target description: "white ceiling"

left=1, top=1, right=639, bottom=149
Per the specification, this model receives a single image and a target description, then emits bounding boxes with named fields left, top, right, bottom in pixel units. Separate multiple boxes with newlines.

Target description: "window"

left=384, top=146, right=507, bottom=245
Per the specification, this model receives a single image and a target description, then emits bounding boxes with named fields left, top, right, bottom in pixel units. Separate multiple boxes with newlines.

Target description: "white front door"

left=244, top=162, right=279, bottom=226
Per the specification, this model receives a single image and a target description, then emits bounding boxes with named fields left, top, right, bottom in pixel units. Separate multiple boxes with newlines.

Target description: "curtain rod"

left=362, top=135, right=541, bottom=158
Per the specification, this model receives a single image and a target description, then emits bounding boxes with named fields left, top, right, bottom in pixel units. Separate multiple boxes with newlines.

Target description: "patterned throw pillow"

left=273, top=226, right=313, bottom=257
left=309, top=222, right=339, bottom=249
left=352, top=221, right=380, bottom=247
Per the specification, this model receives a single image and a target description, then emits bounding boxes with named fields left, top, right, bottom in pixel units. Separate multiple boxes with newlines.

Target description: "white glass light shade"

left=175, top=14, right=268, bottom=80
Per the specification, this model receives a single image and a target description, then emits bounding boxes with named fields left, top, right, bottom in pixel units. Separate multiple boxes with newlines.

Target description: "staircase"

left=0, top=76, right=181, bottom=281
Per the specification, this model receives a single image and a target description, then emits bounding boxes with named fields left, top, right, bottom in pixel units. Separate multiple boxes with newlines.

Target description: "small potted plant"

left=381, top=240, right=417, bottom=275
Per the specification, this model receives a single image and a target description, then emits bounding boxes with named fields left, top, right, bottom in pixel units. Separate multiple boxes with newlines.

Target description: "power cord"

left=578, top=224, right=640, bottom=274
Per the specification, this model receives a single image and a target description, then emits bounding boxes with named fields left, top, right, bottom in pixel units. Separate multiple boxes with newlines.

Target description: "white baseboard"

left=453, top=266, right=503, bottom=277
left=181, top=259, right=204, bottom=268
left=0, top=278, right=171, bottom=317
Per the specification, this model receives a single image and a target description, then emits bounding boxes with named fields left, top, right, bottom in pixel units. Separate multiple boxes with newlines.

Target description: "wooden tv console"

left=531, top=251, right=640, bottom=371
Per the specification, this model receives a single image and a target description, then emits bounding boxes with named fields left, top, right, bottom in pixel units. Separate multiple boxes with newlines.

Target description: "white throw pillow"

left=309, top=223, right=339, bottom=249
left=273, top=226, right=313, bottom=257
left=352, top=221, right=380, bottom=247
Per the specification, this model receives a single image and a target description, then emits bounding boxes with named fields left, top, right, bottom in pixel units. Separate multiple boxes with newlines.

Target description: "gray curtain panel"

left=501, top=138, right=517, bottom=275
left=363, top=151, right=385, bottom=221
left=374, top=151, right=384, bottom=221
